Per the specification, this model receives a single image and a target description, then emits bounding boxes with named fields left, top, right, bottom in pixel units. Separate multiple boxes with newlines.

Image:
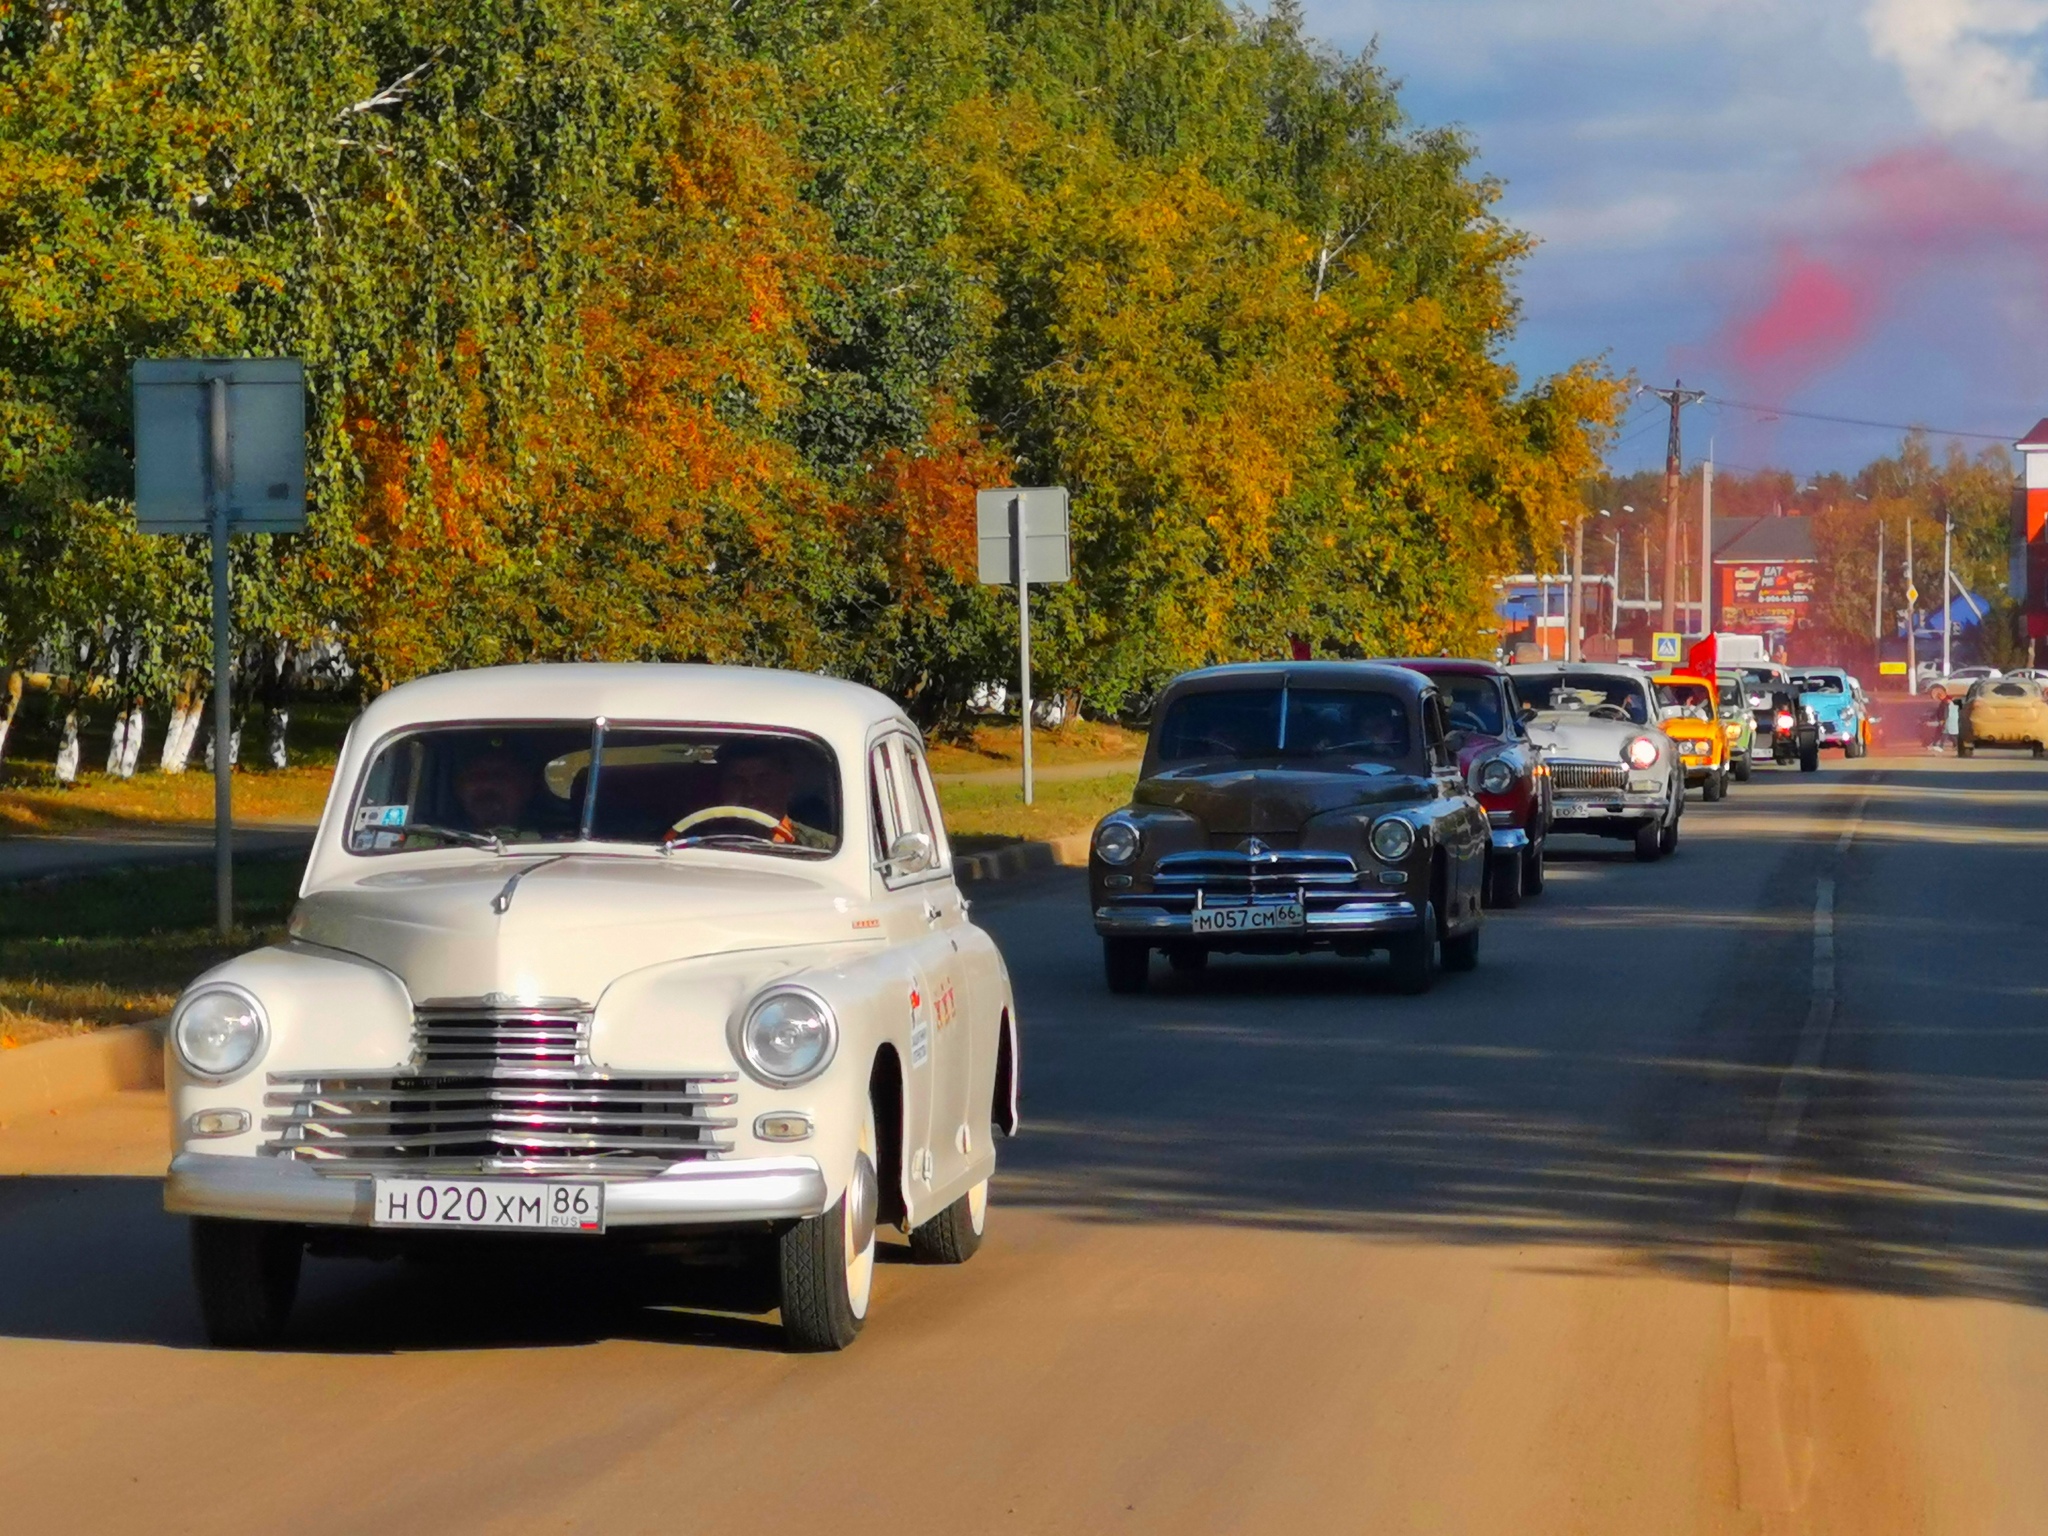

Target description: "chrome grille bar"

left=1549, top=762, right=1629, bottom=793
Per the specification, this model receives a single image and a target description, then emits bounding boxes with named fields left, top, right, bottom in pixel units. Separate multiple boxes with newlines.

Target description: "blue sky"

left=1297, top=0, right=2048, bottom=475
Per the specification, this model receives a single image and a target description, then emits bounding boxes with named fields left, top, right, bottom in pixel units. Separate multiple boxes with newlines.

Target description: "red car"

left=1384, top=658, right=1552, bottom=906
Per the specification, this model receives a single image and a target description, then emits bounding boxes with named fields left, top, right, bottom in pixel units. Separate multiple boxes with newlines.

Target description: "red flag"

left=1685, top=633, right=1717, bottom=681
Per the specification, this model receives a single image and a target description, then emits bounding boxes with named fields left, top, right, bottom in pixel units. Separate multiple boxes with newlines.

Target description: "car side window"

left=870, top=734, right=945, bottom=884
left=1422, top=695, right=1453, bottom=770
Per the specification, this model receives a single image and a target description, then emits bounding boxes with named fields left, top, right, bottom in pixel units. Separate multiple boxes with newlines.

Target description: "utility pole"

left=1942, top=510, right=1954, bottom=679
left=1644, top=380, right=1706, bottom=633
left=1873, top=521, right=1884, bottom=674
left=1700, top=453, right=1714, bottom=635
left=1568, top=516, right=1585, bottom=663
left=1906, top=518, right=1917, bottom=696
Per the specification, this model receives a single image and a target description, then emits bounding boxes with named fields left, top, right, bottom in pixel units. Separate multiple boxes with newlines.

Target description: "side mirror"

left=885, top=830, right=933, bottom=873
left=1518, top=703, right=1538, bottom=723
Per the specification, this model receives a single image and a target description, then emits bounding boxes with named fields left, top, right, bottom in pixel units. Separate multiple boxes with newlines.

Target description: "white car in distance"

left=164, top=664, right=1019, bottom=1352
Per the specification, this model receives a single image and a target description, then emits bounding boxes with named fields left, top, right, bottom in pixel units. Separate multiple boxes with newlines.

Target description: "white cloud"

left=1866, top=0, right=2048, bottom=145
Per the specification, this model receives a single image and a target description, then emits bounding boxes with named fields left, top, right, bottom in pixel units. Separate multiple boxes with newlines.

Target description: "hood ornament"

left=1237, top=837, right=1270, bottom=858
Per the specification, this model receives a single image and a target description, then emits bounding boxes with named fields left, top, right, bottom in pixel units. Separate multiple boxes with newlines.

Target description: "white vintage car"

left=1506, top=663, right=1685, bottom=862
left=163, top=664, right=1020, bottom=1351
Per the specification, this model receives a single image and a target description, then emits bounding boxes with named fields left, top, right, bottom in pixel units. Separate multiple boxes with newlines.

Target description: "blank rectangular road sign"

left=133, top=358, right=307, bottom=532
left=977, top=487, right=1071, bottom=585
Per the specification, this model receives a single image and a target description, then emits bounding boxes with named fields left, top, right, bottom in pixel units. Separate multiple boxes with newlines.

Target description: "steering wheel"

left=1588, top=704, right=1630, bottom=722
left=668, top=804, right=784, bottom=839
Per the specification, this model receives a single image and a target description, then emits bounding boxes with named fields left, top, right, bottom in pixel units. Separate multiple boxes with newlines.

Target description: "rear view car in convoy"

left=163, top=664, right=1019, bottom=1353
left=1088, top=662, right=1490, bottom=995
left=1387, top=657, right=1551, bottom=908
left=1509, top=663, right=1684, bottom=860
left=1793, top=668, right=1869, bottom=758
left=1959, top=676, right=2048, bottom=757
left=1739, top=663, right=1820, bottom=771
left=1716, top=671, right=1756, bottom=782
left=1652, top=673, right=1731, bottom=800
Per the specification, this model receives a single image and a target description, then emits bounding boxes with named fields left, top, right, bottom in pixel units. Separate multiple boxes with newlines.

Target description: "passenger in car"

left=716, top=739, right=835, bottom=849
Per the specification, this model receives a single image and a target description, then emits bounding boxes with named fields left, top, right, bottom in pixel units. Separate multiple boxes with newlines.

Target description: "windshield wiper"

left=403, top=823, right=504, bottom=853
left=660, top=832, right=821, bottom=858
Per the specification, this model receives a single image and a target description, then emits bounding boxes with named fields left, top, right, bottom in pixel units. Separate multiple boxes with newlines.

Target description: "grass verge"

left=925, top=718, right=1143, bottom=775
left=938, top=771, right=1133, bottom=851
left=0, top=766, right=333, bottom=835
left=0, top=857, right=301, bottom=1048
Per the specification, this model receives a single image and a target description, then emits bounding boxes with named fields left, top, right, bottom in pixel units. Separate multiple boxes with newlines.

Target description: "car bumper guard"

left=163, top=1151, right=830, bottom=1229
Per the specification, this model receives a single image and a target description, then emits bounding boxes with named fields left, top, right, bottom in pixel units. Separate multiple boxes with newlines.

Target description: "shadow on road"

left=984, top=760, right=2048, bottom=1310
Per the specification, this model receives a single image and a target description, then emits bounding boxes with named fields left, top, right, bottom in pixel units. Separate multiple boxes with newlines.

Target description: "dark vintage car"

left=1385, top=657, right=1551, bottom=908
left=1736, top=663, right=1820, bottom=771
left=1087, top=662, right=1491, bottom=996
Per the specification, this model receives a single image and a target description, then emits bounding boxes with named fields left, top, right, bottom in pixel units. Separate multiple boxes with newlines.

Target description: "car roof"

left=1160, top=661, right=1433, bottom=698
left=351, top=663, right=913, bottom=752
left=1506, top=661, right=1649, bottom=682
left=1380, top=656, right=1506, bottom=679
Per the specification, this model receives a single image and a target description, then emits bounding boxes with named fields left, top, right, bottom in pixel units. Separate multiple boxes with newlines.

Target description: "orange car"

left=1653, top=674, right=1731, bottom=800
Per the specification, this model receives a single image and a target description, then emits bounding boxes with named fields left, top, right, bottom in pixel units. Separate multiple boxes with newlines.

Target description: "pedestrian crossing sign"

left=1652, top=632, right=1683, bottom=662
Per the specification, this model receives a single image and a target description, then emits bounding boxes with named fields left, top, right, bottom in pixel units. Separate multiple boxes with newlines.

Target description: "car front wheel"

left=777, top=1099, right=879, bottom=1352
left=1734, top=752, right=1752, bottom=783
left=1387, top=900, right=1438, bottom=995
left=909, top=1176, right=988, bottom=1265
left=1486, top=852, right=1523, bottom=909
left=1103, top=938, right=1149, bottom=994
left=1521, top=837, right=1546, bottom=896
left=1634, top=820, right=1661, bottom=861
left=1800, top=740, right=1820, bottom=772
left=191, top=1217, right=302, bottom=1348
left=1441, top=920, right=1480, bottom=972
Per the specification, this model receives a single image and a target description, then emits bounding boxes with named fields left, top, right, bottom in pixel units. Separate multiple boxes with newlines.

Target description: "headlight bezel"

left=733, top=984, right=840, bottom=1087
left=170, top=982, right=270, bottom=1084
left=1369, top=816, right=1417, bottom=863
left=1093, top=818, right=1141, bottom=867
left=1477, top=758, right=1516, bottom=796
left=1624, top=735, right=1661, bottom=770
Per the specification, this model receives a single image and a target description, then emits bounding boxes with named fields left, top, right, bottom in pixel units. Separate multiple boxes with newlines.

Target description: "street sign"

left=1651, top=632, right=1683, bottom=663
left=976, top=487, right=1072, bottom=807
left=1879, top=661, right=1907, bottom=675
left=1905, top=584, right=1919, bottom=604
left=133, top=358, right=306, bottom=532
left=132, top=356, right=308, bottom=936
left=977, top=487, right=1070, bottom=585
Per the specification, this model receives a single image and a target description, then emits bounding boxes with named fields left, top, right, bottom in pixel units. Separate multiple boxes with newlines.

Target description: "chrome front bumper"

left=164, top=1152, right=829, bottom=1229
left=1488, top=826, right=1529, bottom=852
left=1548, top=792, right=1664, bottom=827
left=1094, top=898, right=1419, bottom=938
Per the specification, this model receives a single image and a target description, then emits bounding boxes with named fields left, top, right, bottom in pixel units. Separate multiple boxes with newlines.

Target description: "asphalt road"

left=6, top=752, right=2048, bottom=1533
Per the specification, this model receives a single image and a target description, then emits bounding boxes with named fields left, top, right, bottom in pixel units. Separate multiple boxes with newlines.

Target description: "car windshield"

left=1717, top=679, right=1743, bottom=710
left=1152, top=686, right=1412, bottom=766
left=1433, top=675, right=1506, bottom=736
left=1739, top=668, right=1784, bottom=691
left=1656, top=680, right=1715, bottom=718
left=1515, top=673, right=1651, bottom=724
left=350, top=723, right=841, bottom=857
left=1794, top=675, right=1846, bottom=694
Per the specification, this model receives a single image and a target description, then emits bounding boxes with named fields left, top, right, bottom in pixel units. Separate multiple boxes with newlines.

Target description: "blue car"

left=1792, top=668, right=1868, bottom=758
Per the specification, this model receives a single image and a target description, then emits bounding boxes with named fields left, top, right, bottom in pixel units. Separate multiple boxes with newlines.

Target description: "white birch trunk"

left=117, top=707, right=145, bottom=777
left=204, top=726, right=241, bottom=773
left=160, top=703, right=195, bottom=774
left=54, top=710, right=82, bottom=785
left=266, top=709, right=290, bottom=769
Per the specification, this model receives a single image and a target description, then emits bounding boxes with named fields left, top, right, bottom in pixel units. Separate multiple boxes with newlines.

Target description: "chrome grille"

left=261, top=1004, right=737, bottom=1172
left=1153, top=849, right=1360, bottom=896
left=1550, top=763, right=1628, bottom=793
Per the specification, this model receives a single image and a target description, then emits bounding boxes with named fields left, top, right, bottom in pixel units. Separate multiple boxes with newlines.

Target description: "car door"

left=1421, top=692, right=1483, bottom=923
left=868, top=731, right=977, bottom=1198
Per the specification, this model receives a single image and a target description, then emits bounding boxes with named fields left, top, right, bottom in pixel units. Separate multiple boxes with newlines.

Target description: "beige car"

left=163, top=663, right=1019, bottom=1352
left=1959, top=677, right=2048, bottom=757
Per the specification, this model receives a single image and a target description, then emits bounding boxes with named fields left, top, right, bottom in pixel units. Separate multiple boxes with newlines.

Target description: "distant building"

left=1712, top=516, right=1817, bottom=639
left=2015, top=419, right=2048, bottom=640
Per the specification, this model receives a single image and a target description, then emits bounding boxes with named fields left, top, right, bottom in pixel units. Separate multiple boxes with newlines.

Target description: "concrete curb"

left=955, top=831, right=1090, bottom=884
left=0, top=1026, right=164, bottom=1120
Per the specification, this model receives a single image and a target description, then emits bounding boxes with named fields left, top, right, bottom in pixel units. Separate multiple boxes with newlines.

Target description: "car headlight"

left=1624, top=735, right=1660, bottom=770
left=1093, top=819, right=1140, bottom=866
left=171, top=985, right=268, bottom=1081
left=1477, top=759, right=1515, bottom=796
left=736, top=986, right=839, bottom=1086
left=1369, top=817, right=1416, bottom=862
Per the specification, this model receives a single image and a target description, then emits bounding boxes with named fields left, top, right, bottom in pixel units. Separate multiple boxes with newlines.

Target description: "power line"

left=1706, top=396, right=2014, bottom=444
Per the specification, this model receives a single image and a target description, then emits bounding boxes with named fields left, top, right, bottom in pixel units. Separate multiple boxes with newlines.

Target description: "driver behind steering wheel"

left=672, top=739, right=833, bottom=849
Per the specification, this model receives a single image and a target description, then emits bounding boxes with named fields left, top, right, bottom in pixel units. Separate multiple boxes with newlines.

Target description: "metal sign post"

left=977, top=487, right=1071, bottom=806
left=133, top=358, right=306, bottom=934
